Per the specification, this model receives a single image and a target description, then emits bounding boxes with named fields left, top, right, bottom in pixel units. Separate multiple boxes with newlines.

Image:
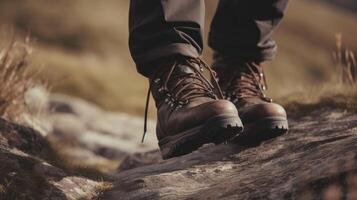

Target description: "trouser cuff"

left=134, top=43, right=200, bottom=77
left=211, top=47, right=276, bottom=69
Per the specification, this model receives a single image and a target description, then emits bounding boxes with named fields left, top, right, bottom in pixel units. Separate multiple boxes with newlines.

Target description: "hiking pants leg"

left=129, top=0, right=205, bottom=77
left=209, top=0, right=289, bottom=64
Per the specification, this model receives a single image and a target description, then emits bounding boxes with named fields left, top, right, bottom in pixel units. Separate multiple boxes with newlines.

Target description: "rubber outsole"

left=234, top=116, right=288, bottom=144
left=159, top=116, right=243, bottom=159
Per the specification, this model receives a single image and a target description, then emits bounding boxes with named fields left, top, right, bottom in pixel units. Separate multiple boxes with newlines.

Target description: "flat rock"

left=6, top=93, right=357, bottom=199
left=0, top=118, right=106, bottom=200
left=104, top=108, right=357, bottom=200
left=42, top=94, right=159, bottom=173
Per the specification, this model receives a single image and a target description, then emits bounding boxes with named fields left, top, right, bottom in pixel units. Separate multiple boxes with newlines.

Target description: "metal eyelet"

left=158, top=87, right=164, bottom=92
left=154, top=78, right=161, bottom=84
left=174, top=104, right=183, bottom=111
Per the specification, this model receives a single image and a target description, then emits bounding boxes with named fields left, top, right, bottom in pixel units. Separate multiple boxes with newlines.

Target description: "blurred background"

left=0, top=0, right=356, bottom=116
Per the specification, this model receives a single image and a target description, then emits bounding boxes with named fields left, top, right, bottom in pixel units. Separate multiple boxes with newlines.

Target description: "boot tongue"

left=165, top=62, right=208, bottom=100
left=173, top=63, right=199, bottom=75
left=167, top=63, right=197, bottom=90
left=168, top=62, right=214, bottom=107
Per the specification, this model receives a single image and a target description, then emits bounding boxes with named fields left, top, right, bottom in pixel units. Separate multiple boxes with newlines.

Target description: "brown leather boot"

left=145, top=56, right=243, bottom=159
left=214, top=61, right=288, bottom=143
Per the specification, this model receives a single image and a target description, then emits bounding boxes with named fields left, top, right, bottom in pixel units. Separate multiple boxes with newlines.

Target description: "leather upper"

left=150, top=57, right=239, bottom=140
left=215, top=61, right=288, bottom=124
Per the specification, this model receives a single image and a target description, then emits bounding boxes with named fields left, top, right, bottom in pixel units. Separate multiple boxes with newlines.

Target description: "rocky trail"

left=0, top=94, right=356, bottom=200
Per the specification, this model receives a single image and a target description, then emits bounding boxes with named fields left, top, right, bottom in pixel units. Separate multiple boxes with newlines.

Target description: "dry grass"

left=332, top=33, right=357, bottom=85
left=0, top=36, right=39, bottom=121
left=0, top=0, right=356, bottom=116
left=281, top=84, right=357, bottom=117
left=93, top=181, right=113, bottom=200
left=281, top=34, right=357, bottom=115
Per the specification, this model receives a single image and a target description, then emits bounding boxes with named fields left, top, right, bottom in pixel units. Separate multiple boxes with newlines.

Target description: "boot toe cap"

left=165, top=100, right=240, bottom=134
left=205, top=100, right=239, bottom=117
left=239, top=102, right=287, bottom=124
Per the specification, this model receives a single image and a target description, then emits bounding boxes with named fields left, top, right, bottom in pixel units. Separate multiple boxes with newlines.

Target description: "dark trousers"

left=129, top=0, right=289, bottom=77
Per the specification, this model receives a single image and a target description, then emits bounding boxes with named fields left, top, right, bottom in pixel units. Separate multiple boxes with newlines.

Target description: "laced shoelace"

left=224, top=62, right=271, bottom=103
left=141, top=58, right=223, bottom=142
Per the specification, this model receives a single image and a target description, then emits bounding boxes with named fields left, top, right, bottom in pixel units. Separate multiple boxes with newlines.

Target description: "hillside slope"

left=266, top=0, right=357, bottom=96
left=322, top=0, right=357, bottom=12
left=0, top=0, right=356, bottom=114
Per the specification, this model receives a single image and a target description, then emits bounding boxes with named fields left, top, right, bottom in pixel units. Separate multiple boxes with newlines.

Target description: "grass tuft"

left=0, top=35, right=40, bottom=121
left=281, top=34, right=357, bottom=116
left=93, top=181, right=113, bottom=200
left=332, top=33, right=357, bottom=85
left=282, top=85, right=357, bottom=118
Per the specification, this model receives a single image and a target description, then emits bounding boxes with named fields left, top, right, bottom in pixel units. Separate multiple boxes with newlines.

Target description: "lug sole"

left=235, top=116, right=288, bottom=144
left=159, top=115, right=243, bottom=159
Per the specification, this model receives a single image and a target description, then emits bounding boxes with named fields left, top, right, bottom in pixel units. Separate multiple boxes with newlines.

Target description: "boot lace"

left=142, top=58, right=223, bottom=142
left=223, top=62, right=272, bottom=104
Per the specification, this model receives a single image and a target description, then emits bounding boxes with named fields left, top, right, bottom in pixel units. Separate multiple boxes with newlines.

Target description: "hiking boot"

left=144, top=56, right=243, bottom=159
left=214, top=60, right=288, bottom=143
